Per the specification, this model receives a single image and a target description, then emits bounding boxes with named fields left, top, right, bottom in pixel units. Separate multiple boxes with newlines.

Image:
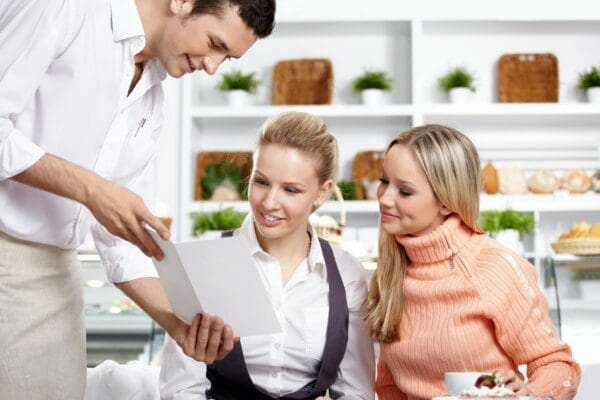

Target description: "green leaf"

left=190, top=207, right=247, bottom=236
left=200, top=161, right=244, bottom=200
left=217, top=69, right=260, bottom=93
left=479, top=209, right=535, bottom=235
left=337, top=181, right=359, bottom=200
left=577, top=66, right=600, bottom=90
left=438, top=67, right=476, bottom=92
left=352, top=70, right=393, bottom=93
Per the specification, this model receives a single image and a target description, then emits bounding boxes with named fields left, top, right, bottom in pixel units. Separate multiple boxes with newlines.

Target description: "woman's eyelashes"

left=253, top=178, right=301, bottom=194
left=379, top=177, right=412, bottom=196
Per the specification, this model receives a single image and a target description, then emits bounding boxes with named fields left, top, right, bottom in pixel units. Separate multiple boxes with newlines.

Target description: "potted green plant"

left=351, top=70, right=393, bottom=105
left=190, top=207, right=247, bottom=239
left=577, top=66, right=600, bottom=103
left=217, top=69, right=259, bottom=106
left=337, top=181, right=359, bottom=200
left=438, top=67, right=476, bottom=104
left=479, top=209, right=535, bottom=255
left=201, top=161, right=246, bottom=201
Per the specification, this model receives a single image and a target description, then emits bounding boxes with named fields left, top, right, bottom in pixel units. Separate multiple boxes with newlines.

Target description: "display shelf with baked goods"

left=174, top=6, right=600, bottom=284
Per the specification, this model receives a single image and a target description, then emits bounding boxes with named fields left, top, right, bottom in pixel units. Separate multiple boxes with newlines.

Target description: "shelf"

left=190, top=104, right=414, bottom=119
left=187, top=194, right=600, bottom=215
left=424, top=103, right=600, bottom=117
left=480, top=193, right=600, bottom=212
left=187, top=200, right=380, bottom=214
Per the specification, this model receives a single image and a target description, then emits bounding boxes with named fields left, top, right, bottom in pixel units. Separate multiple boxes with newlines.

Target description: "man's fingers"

left=143, top=212, right=170, bottom=241
left=131, top=221, right=164, bottom=260
left=204, top=316, right=225, bottom=364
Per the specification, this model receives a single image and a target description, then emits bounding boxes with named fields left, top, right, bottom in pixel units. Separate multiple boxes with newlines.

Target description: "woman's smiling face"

left=377, top=144, right=449, bottom=238
left=249, top=144, right=331, bottom=241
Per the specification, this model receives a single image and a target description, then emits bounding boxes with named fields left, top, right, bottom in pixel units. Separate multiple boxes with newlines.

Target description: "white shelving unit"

left=175, top=5, right=600, bottom=289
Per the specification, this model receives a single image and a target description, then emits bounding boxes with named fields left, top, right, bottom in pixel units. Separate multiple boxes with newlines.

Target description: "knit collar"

left=396, top=215, right=473, bottom=264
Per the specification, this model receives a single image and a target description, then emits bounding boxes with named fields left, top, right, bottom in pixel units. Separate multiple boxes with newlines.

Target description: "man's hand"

left=169, top=313, right=235, bottom=364
left=12, top=154, right=169, bottom=259
left=85, top=179, right=170, bottom=260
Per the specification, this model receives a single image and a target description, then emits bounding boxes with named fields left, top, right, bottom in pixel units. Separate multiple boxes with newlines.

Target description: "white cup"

left=444, top=372, right=489, bottom=395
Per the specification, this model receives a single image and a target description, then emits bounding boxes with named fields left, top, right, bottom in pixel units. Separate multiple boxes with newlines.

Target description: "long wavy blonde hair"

left=366, top=124, right=485, bottom=342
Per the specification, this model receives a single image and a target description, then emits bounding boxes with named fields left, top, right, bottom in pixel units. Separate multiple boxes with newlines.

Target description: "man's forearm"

left=116, top=277, right=180, bottom=334
left=12, top=153, right=101, bottom=205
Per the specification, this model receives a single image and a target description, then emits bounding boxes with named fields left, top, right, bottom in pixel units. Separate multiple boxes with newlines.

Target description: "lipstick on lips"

left=380, top=209, right=398, bottom=222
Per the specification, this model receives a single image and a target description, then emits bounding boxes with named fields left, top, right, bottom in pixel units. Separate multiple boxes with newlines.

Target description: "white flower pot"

left=586, top=87, right=600, bottom=103
left=361, top=89, right=386, bottom=105
left=198, top=230, right=224, bottom=240
left=579, top=280, right=600, bottom=300
left=493, top=229, right=524, bottom=255
left=448, top=87, right=472, bottom=104
left=226, top=90, right=250, bottom=106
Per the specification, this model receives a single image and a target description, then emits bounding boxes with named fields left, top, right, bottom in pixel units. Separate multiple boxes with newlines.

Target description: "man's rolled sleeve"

left=0, top=121, right=45, bottom=180
left=91, top=222, right=159, bottom=283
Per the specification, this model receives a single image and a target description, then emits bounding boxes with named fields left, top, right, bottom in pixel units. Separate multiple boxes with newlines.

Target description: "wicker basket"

left=551, top=239, right=600, bottom=255
left=498, top=53, right=558, bottom=103
left=194, top=151, right=253, bottom=200
left=272, top=58, right=333, bottom=105
left=310, top=185, right=346, bottom=245
left=352, top=150, right=385, bottom=199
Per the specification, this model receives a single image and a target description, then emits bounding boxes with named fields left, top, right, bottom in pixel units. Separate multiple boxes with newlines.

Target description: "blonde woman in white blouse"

left=160, top=112, right=375, bottom=400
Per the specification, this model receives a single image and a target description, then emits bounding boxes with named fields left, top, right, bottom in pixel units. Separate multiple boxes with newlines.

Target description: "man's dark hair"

left=191, top=0, right=276, bottom=38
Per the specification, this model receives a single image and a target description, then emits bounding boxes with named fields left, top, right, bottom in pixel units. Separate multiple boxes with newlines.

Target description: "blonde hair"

left=256, top=112, right=339, bottom=183
left=367, top=124, right=484, bottom=342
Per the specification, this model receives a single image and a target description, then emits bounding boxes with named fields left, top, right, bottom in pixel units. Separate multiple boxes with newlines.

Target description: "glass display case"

left=80, top=253, right=163, bottom=366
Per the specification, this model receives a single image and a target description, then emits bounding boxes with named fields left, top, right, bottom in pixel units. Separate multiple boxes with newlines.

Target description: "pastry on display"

left=527, top=170, right=560, bottom=194
left=498, top=166, right=528, bottom=195
left=559, top=221, right=591, bottom=239
left=553, top=221, right=600, bottom=255
left=481, top=162, right=499, bottom=194
left=557, top=221, right=600, bottom=240
left=561, top=169, right=591, bottom=194
left=458, top=373, right=517, bottom=399
left=592, top=170, right=600, bottom=193
left=590, top=222, right=600, bottom=238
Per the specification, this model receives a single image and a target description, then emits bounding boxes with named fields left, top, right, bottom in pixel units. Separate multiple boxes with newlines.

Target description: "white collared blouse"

left=159, top=215, right=375, bottom=399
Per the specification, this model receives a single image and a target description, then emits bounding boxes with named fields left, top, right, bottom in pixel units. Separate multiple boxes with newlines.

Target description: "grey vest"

left=205, top=232, right=349, bottom=400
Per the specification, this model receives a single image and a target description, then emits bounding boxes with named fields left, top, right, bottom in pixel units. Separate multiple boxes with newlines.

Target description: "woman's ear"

left=440, top=204, right=453, bottom=216
left=169, top=0, right=191, bottom=15
left=315, top=180, right=334, bottom=207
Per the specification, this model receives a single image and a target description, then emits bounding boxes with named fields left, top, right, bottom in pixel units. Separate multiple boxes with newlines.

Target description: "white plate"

left=433, top=397, right=536, bottom=400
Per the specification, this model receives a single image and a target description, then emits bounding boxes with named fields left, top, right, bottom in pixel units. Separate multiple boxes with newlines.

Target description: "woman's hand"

left=170, top=313, right=235, bottom=364
left=496, top=369, right=528, bottom=395
left=314, top=397, right=332, bottom=400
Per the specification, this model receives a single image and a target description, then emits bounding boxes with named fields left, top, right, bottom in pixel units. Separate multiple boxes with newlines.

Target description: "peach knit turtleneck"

left=376, top=215, right=581, bottom=400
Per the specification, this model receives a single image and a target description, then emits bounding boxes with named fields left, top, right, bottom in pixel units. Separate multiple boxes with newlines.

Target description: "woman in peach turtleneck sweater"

left=366, top=124, right=580, bottom=400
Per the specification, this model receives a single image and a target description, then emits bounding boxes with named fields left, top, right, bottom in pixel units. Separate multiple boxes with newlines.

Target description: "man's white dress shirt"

left=159, top=216, right=375, bottom=400
left=0, top=0, right=166, bottom=282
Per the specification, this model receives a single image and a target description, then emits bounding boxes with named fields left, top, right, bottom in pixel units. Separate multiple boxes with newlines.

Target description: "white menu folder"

left=146, top=229, right=281, bottom=337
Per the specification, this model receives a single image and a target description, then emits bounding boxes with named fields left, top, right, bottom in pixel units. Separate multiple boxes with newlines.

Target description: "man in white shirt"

left=0, top=0, right=275, bottom=398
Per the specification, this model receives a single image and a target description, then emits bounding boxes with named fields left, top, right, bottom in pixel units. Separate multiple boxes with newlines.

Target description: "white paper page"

left=146, top=230, right=203, bottom=324
left=147, top=230, right=281, bottom=337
